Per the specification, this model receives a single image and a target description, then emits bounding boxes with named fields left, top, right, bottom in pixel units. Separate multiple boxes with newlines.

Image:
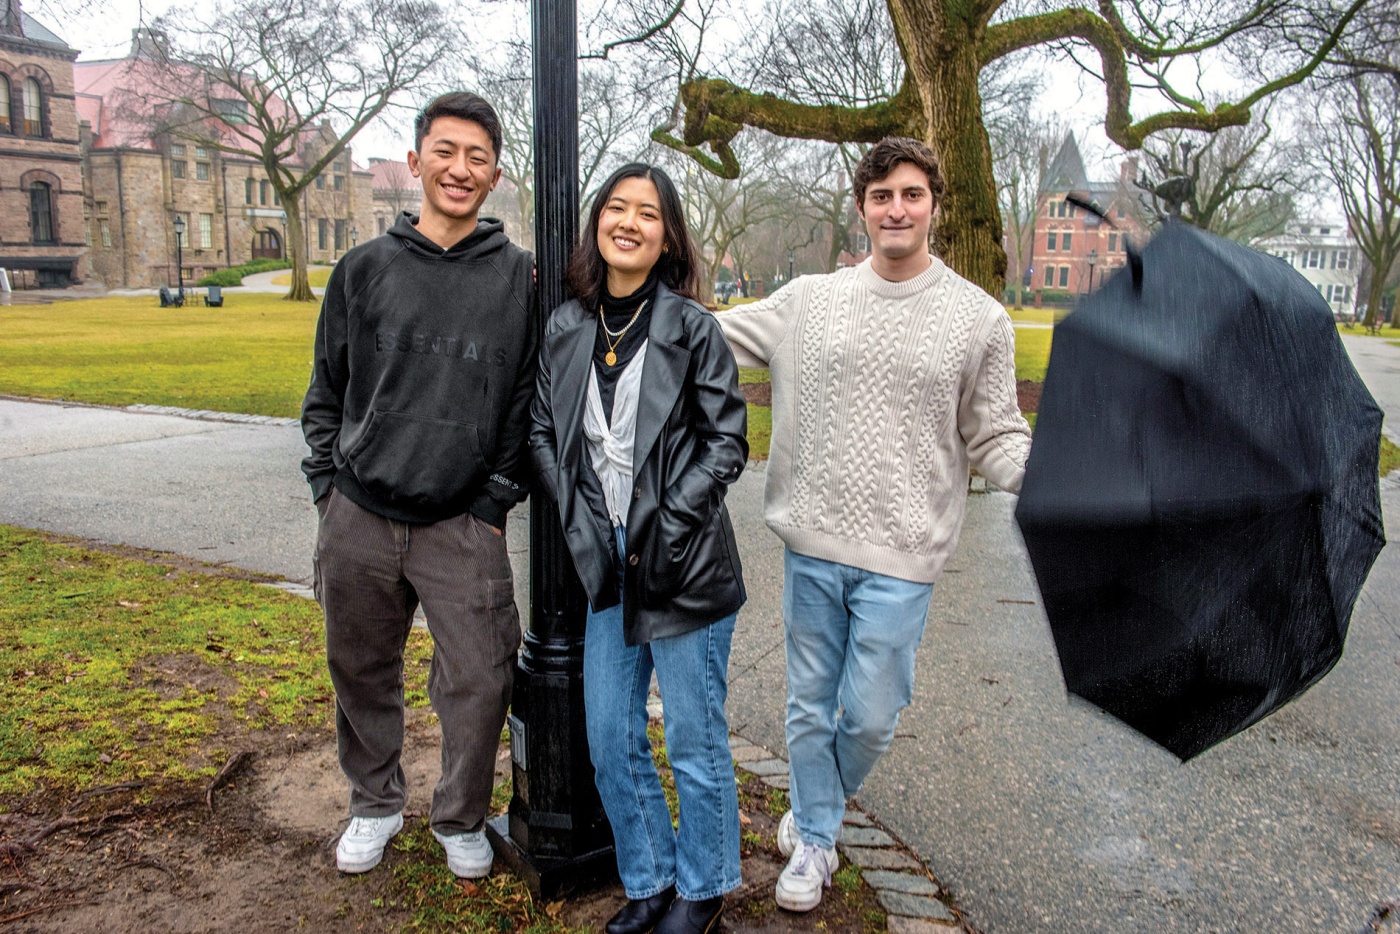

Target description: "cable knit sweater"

left=717, top=256, right=1032, bottom=584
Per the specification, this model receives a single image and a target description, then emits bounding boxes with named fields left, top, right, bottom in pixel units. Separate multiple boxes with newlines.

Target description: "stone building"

left=1256, top=221, right=1363, bottom=320
left=1029, top=133, right=1146, bottom=300
left=0, top=0, right=86, bottom=288
left=74, top=29, right=373, bottom=290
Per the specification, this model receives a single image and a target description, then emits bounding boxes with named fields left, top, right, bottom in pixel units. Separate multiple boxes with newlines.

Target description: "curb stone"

left=269, top=576, right=971, bottom=931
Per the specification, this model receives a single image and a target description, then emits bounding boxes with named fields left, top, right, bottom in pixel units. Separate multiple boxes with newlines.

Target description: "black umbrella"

left=1015, top=220, right=1385, bottom=761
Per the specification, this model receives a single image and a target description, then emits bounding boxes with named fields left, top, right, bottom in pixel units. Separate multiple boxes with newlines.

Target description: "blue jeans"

left=783, top=549, right=934, bottom=849
left=584, top=527, right=742, bottom=901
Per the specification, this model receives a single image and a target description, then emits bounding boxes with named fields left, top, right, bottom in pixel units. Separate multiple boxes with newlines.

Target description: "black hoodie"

left=301, top=212, right=536, bottom=526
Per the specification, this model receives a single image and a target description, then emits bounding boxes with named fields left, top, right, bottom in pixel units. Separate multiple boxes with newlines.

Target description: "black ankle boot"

left=654, top=895, right=724, bottom=934
left=605, top=885, right=677, bottom=934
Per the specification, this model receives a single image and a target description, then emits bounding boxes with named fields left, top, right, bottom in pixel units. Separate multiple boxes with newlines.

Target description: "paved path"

left=3, top=333, right=1400, bottom=932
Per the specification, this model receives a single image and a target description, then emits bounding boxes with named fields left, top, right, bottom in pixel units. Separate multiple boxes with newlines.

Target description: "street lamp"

left=482, top=0, right=615, bottom=901
left=172, top=214, right=185, bottom=304
left=788, top=248, right=795, bottom=283
left=350, top=225, right=358, bottom=248
left=1087, top=248, right=1098, bottom=294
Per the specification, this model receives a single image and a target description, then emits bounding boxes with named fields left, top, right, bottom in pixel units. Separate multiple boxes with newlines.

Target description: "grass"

left=391, top=820, right=588, bottom=933
left=270, top=267, right=335, bottom=288
left=1014, top=326, right=1053, bottom=382
left=0, top=527, right=313, bottom=798
left=1382, top=436, right=1400, bottom=477
left=1006, top=307, right=1068, bottom=325
left=0, top=294, right=319, bottom=417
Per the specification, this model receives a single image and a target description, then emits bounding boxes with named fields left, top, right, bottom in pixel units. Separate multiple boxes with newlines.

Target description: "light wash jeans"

left=583, top=526, right=742, bottom=901
left=783, top=548, right=935, bottom=849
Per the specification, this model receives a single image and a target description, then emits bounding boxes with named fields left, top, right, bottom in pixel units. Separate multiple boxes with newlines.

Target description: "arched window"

left=23, top=77, right=42, bottom=136
left=0, top=76, right=10, bottom=133
left=30, top=182, right=54, bottom=243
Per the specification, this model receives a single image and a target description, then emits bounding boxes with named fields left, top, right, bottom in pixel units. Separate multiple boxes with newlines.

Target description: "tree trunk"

left=282, top=195, right=315, bottom=302
left=890, top=2, right=1008, bottom=297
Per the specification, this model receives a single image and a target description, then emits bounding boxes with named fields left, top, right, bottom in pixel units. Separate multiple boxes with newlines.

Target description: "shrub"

left=196, top=258, right=294, bottom=287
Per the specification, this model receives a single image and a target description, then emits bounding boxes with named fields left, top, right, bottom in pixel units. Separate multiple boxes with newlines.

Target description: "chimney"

left=129, top=26, right=171, bottom=60
left=1119, top=156, right=1140, bottom=185
left=1, top=0, right=24, bottom=38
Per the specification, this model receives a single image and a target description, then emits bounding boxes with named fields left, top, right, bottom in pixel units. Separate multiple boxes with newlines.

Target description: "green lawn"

left=270, top=267, right=334, bottom=288
left=1007, top=307, right=1069, bottom=325
left=0, top=294, right=319, bottom=417
left=1014, top=326, right=1053, bottom=382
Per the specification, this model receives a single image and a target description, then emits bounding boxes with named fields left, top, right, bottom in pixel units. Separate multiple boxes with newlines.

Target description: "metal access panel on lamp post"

left=483, top=0, right=616, bottom=901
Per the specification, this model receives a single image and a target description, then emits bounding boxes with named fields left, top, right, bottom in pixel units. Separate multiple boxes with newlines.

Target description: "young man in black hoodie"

left=301, top=92, right=536, bottom=879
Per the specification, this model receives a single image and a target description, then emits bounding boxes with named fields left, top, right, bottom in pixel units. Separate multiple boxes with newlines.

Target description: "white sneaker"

left=433, top=829, right=494, bottom=879
left=777, top=809, right=799, bottom=857
left=336, top=813, right=403, bottom=873
left=775, top=840, right=839, bottom=912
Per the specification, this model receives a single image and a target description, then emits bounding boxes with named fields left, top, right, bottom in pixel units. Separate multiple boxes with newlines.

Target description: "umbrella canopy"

left=1015, top=221, right=1385, bottom=761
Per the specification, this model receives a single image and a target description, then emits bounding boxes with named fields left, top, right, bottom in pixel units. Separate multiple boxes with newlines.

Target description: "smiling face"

left=858, top=161, right=937, bottom=271
left=407, top=115, right=501, bottom=241
left=597, top=176, right=666, bottom=296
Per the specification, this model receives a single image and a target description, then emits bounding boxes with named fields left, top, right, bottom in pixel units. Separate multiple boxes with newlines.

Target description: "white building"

left=1257, top=221, right=1362, bottom=320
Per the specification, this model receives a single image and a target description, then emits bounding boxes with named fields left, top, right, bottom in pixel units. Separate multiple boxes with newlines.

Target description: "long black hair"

left=565, top=163, right=703, bottom=309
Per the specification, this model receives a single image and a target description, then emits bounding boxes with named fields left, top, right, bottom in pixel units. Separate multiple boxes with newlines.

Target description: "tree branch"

left=581, top=0, right=686, bottom=59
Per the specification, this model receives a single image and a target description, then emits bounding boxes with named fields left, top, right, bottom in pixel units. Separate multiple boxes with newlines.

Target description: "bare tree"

left=993, top=116, right=1065, bottom=308
left=122, top=0, right=453, bottom=300
left=477, top=43, right=656, bottom=252
left=667, top=133, right=788, bottom=302
left=1311, top=74, right=1400, bottom=329
left=1133, top=108, right=1303, bottom=243
left=649, top=0, right=1375, bottom=297
left=375, top=158, right=421, bottom=219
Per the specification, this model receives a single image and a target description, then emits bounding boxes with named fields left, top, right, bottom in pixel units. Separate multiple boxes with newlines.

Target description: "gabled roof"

left=1041, top=133, right=1091, bottom=193
left=75, top=54, right=302, bottom=158
left=20, top=12, right=70, bottom=49
left=369, top=158, right=421, bottom=192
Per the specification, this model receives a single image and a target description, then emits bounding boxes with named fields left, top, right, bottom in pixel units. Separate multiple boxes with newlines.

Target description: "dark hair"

left=566, top=163, right=703, bottom=309
left=414, top=92, right=503, bottom=159
left=853, top=137, right=946, bottom=210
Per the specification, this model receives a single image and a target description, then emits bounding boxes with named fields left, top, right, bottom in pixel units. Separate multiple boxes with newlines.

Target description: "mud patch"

left=742, top=382, right=772, bottom=407
left=1017, top=379, right=1042, bottom=414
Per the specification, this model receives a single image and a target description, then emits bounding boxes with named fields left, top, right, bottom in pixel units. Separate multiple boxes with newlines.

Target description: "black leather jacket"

left=530, top=284, right=748, bottom=646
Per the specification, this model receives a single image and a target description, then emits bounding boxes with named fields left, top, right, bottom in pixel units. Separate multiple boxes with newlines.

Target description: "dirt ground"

left=0, top=708, right=891, bottom=933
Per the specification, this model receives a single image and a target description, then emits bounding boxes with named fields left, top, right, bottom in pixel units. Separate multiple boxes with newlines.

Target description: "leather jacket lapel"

left=632, top=288, right=690, bottom=469
left=550, top=314, right=595, bottom=490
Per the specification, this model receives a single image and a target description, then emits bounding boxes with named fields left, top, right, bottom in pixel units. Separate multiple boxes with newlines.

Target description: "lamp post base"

left=485, top=815, right=618, bottom=901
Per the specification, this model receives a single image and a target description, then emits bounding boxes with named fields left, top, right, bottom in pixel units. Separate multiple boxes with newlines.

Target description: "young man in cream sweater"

left=717, top=137, right=1032, bottom=912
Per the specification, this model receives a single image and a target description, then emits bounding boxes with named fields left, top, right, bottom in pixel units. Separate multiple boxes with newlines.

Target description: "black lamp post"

left=483, top=0, right=615, bottom=900
left=172, top=214, right=185, bottom=303
left=350, top=226, right=358, bottom=248
left=1087, top=248, right=1098, bottom=293
left=788, top=248, right=795, bottom=283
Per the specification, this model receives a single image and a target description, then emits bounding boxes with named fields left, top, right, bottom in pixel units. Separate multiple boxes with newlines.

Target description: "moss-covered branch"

left=653, top=77, right=919, bottom=177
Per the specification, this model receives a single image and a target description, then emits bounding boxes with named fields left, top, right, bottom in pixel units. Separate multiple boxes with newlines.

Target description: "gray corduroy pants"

left=314, top=488, right=520, bottom=835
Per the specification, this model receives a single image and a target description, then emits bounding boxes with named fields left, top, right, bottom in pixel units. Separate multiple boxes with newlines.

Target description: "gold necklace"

left=599, top=298, right=648, bottom=367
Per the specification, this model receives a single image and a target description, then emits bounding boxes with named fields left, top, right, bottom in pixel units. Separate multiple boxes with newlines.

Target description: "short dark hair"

left=853, top=137, right=945, bottom=210
left=565, top=163, right=704, bottom=309
left=414, top=92, right=503, bottom=159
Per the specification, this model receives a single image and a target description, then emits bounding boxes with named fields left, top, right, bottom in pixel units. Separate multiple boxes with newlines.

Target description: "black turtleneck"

left=592, top=271, right=658, bottom=424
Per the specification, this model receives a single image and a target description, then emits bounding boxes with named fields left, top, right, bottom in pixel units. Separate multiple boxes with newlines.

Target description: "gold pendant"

left=605, top=351, right=617, bottom=366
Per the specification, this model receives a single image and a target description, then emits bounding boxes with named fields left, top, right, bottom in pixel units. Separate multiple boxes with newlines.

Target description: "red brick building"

left=74, top=29, right=374, bottom=289
left=1030, top=134, right=1145, bottom=301
left=0, top=0, right=86, bottom=288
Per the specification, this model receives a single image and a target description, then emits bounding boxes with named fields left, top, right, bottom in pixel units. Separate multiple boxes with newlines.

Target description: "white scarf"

left=582, top=341, right=648, bottom=528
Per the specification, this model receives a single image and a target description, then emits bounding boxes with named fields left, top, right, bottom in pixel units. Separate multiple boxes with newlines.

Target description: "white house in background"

left=1256, top=221, right=1362, bottom=319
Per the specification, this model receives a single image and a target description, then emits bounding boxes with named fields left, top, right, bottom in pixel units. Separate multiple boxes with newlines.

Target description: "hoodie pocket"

left=346, top=410, right=484, bottom=509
